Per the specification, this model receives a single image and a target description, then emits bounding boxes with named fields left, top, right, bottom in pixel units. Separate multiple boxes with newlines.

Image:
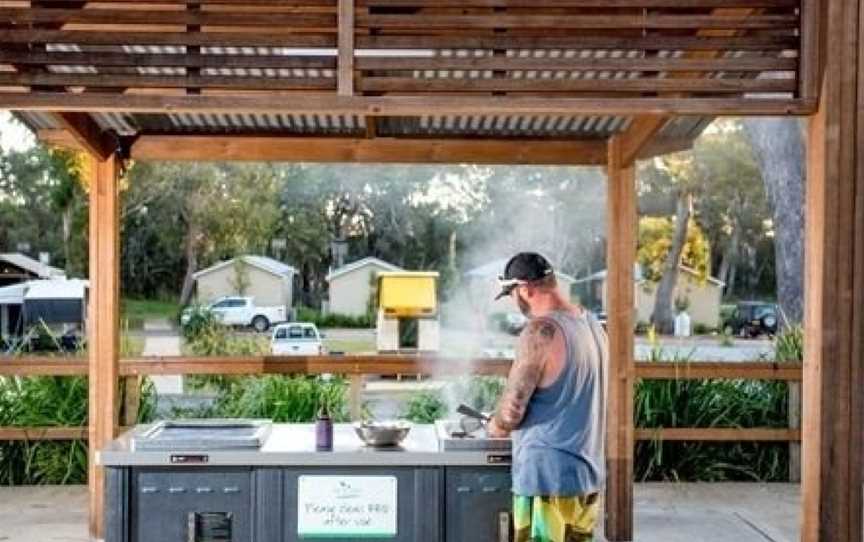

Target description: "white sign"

left=297, top=475, right=398, bottom=538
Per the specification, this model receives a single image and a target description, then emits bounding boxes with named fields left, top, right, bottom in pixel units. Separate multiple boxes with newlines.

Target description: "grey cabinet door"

left=133, top=468, right=253, bottom=542
left=445, top=467, right=512, bottom=542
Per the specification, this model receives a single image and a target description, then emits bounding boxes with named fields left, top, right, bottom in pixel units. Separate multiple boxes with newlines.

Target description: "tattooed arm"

left=489, top=318, right=558, bottom=435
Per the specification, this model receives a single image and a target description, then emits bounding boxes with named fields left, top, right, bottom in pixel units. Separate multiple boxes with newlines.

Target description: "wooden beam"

left=86, top=153, right=120, bottom=540
left=130, top=135, right=608, bottom=164
left=798, top=0, right=824, bottom=101
left=337, top=0, right=353, bottom=96
left=53, top=112, right=117, bottom=161
left=0, top=93, right=817, bottom=116
left=605, top=135, right=636, bottom=542
left=355, top=56, right=797, bottom=72
left=617, top=116, right=669, bottom=165
left=0, top=427, right=88, bottom=441
left=356, top=13, right=798, bottom=30
left=637, top=137, right=694, bottom=160
left=635, top=361, right=802, bottom=380
left=801, top=0, right=864, bottom=540
left=0, top=356, right=804, bottom=380
left=36, top=128, right=85, bottom=151
left=358, top=0, right=799, bottom=7
left=358, top=77, right=795, bottom=94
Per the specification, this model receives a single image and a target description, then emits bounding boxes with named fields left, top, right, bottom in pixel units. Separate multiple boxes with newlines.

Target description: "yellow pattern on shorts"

left=513, top=493, right=599, bottom=542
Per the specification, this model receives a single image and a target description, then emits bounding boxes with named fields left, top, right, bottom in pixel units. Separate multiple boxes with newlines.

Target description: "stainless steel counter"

left=98, top=423, right=512, bottom=467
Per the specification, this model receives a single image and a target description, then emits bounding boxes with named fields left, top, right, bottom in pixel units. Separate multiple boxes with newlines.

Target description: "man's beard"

left=516, top=294, right=532, bottom=318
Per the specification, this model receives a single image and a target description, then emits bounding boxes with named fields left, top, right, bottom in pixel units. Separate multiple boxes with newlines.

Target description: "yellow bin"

left=377, top=272, right=439, bottom=318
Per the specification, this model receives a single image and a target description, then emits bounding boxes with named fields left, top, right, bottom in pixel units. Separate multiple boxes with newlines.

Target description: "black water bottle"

left=315, top=403, right=333, bottom=451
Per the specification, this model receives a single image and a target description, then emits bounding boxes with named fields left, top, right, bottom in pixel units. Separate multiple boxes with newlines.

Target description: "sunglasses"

left=497, top=276, right=527, bottom=296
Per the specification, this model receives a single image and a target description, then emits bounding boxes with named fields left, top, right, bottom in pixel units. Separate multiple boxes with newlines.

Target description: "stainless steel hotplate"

left=130, top=419, right=272, bottom=451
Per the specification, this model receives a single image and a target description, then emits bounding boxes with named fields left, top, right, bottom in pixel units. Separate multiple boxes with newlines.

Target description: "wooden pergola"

left=1, top=1, right=861, bottom=540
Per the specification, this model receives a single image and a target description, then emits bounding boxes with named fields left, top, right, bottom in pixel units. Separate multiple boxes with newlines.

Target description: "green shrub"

left=214, top=376, right=349, bottom=422
left=180, top=305, right=220, bottom=342
left=775, top=325, right=804, bottom=362
left=183, top=316, right=267, bottom=358
left=692, top=323, right=717, bottom=335
left=295, top=307, right=373, bottom=329
left=402, top=392, right=446, bottom=423
left=401, top=377, right=505, bottom=423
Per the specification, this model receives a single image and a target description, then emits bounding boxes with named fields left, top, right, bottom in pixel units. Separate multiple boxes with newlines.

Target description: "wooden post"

left=122, top=375, right=142, bottom=427
left=787, top=382, right=801, bottom=483
left=87, top=153, right=121, bottom=540
left=605, top=135, right=636, bottom=541
left=801, top=0, right=864, bottom=539
left=337, top=0, right=354, bottom=96
left=349, top=374, right=363, bottom=421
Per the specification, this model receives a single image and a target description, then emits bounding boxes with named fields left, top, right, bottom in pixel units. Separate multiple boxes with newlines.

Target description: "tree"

left=742, top=118, right=805, bottom=324
left=638, top=217, right=710, bottom=283
left=460, top=165, right=607, bottom=279
left=639, top=154, right=700, bottom=333
left=687, top=122, right=771, bottom=298
left=0, top=145, right=88, bottom=273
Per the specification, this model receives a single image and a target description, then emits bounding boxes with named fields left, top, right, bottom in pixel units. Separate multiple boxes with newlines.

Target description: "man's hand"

left=486, top=417, right=510, bottom=438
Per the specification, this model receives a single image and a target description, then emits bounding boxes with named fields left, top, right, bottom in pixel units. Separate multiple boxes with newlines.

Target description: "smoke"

left=431, top=165, right=608, bottom=417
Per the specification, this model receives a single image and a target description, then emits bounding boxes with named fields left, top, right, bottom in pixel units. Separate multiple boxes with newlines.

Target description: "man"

left=487, top=252, right=608, bottom=542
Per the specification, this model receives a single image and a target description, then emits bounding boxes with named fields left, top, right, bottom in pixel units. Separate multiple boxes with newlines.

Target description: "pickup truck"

left=181, top=296, right=287, bottom=332
left=270, top=323, right=326, bottom=356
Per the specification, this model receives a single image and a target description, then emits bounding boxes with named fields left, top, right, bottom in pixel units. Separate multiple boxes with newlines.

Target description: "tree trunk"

left=62, top=205, right=73, bottom=274
left=717, top=220, right=741, bottom=294
left=650, top=192, right=692, bottom=334
left=742, top=118, right=805, bottom=325
left=179, top=220, right=200, bottom=306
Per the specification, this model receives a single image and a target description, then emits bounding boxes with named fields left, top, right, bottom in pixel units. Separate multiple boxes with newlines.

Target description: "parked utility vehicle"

left=270, top=322, right=326, bottom=355
left=181, top=296, right=287, bottom=332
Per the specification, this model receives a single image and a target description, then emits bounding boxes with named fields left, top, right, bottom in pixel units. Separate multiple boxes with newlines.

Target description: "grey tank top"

left=511, top=310, right=609, bottom=496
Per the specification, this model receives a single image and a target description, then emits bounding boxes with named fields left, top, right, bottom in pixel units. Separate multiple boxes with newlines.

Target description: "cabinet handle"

left=482, top=486, right=500, bottom=493
left=140, top=486, right=158, bottom=494
left=223, top=486, right=241, bottom=494
left=456, top=486, right=472, bottom=493
left=498, top=511, right=512, bottom=542
left=168, top=487, right=186, bottom=494
left=195, top=487, right=213, bottom=494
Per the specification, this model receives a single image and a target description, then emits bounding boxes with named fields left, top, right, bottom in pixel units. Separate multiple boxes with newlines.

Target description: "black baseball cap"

left=495, top=252, right=554, bottom=300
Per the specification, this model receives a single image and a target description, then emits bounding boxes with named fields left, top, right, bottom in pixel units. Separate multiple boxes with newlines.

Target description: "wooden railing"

left=0, top=355, right=802, bottom=447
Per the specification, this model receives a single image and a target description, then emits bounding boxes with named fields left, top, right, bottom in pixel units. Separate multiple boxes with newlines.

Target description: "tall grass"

left=215, top=376, right=349, bottom=422
left=0, top=375, right=155, bottom=485
left=634, top=378, right=788, bottom=481
left=775, top=324, right=804, bottom=362
left=180, top=317, right=349, bottom=422
left=633, top=329, right=790, bottom=482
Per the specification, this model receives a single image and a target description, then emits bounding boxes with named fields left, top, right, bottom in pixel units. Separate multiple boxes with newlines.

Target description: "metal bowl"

left=354, top=421, right=411, bottom=447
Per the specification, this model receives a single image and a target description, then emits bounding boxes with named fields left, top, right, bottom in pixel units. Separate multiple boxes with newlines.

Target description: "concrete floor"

left=0, top=483, right=799, bottom=542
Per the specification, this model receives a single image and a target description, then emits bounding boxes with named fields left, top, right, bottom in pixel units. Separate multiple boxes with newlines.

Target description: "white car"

left=271, top=323, right=327, bottom=356
left=181, top=296, right=287, bottom=332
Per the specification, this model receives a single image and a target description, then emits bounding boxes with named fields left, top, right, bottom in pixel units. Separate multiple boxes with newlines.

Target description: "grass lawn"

left=325, top=339, right=377, bottom=354
left=121, top=335, right=146, bottom=357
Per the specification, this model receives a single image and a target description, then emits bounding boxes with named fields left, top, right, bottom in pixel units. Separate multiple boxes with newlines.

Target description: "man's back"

left=512, top=310, right=608, bottom=497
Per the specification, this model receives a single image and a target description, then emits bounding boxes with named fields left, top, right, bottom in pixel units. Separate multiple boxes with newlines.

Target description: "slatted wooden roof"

left=2, top=0, right=816, bottom=164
